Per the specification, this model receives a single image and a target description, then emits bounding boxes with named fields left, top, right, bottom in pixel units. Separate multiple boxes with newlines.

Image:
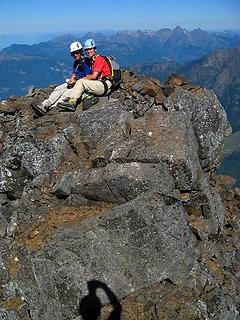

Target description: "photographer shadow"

left=79, top=279, right=122, bottom=320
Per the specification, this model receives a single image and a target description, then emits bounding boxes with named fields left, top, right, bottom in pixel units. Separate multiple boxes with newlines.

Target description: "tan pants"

left=70, top=79, right=112, bottom=100
left=41, top=83, right=75, bottom=109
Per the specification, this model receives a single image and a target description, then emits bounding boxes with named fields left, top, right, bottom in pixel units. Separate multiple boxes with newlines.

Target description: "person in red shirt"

left=58, top=39, right=112, bottom=111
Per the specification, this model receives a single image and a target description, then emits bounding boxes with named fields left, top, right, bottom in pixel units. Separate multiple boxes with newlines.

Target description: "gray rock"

left=201, top=186, right=225, bottom=234
left=186, top=185, right=225, bottom=235
left=16, top=252, right=66, bottom=320
left=14, top=193, right=194, bottom=319
left=70, top=168, right=117, bottom=203
left=0, top=311, right=21, bottom=320
left=52, top=172, right=73, bottom=198
left=0, top=194, right=8, bottom=205
left=205, top=287, right=239, bottom=320
left=92, top=108, right=205, bottom=190
left=103, top=162, right=176, bottom=203
left=77, top=101, right=132, bottom=151
left=131, top=80, right=146, bottom=93
left=20, top=135, right=70, bottom=177
left=0, top=74, right=237, bottom=319
left=165, top=88, right=232, bottom=169
left=0, top=167, right=14, bottom=193
left=1, top=133, right=73, bottom=184
left=54, top=162, right=176, bottom=204
left=0, top=208, right=7, bottom=238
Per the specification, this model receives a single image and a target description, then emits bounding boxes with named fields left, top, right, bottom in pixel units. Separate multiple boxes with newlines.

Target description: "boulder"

left=164, top=88, right=232, bottom=169
left=14, top=193, right=194, bottom=319
left=91, top=107, right=205, bottom=190
left=53, top=162, right=176, bottom=203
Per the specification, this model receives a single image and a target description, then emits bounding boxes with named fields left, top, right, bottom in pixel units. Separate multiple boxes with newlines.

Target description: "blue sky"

left=0, top=0, right=239, bottom=34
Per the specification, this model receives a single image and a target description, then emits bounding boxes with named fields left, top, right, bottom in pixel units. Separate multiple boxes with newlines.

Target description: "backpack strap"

left=101, top=79, right=110, bottom=96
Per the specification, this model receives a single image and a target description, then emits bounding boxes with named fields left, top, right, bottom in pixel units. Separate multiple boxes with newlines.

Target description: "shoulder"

left=95, top=55, right=106, bottom=63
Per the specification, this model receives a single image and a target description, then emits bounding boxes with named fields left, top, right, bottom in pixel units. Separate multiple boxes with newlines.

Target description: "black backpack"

left=103, top=55, right=122, bottom=90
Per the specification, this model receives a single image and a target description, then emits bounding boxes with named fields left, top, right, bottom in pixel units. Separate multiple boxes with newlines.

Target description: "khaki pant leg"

left=58, top=86, right=75, bottom=105
left=70, top=79, right=106, bottom=100
left=42, top=83, right=68, bottom=108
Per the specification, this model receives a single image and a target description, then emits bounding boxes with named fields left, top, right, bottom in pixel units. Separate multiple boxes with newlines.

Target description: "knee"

left=74, top=79, right=84, bottom=89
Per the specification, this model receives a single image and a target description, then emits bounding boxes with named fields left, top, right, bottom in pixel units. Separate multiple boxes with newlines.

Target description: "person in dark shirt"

left=30, top=41, right=91, bottom=116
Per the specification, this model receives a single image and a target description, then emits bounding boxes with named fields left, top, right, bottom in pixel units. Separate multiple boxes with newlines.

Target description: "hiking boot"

left=82, top=95, right=99, bottom=110
left=30, top=102, right=49, bottom=117
left=57, top=98, right=77, bottom=111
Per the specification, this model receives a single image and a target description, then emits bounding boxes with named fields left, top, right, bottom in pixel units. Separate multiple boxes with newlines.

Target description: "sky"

left=0, top=0, right=239, bottom=34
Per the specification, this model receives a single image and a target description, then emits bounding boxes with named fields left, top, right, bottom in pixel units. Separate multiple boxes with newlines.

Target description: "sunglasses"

left=71, top=50, right=82, bottom=57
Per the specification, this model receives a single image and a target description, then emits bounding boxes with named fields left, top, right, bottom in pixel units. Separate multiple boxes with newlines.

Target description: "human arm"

left=68, top=59, right=88, bottom=86
left=83, top=56, right=105, bottom=80
left=84, top=71, right=99, bottom=80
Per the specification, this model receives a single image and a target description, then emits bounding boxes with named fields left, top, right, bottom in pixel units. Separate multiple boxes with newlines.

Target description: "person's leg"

left=50, top=84, right=73, bottom=107
left=57, top=80, right=112, bottom=111
left=57, top=79, right=105, bottom=111
left=70, top=79, right=106, bottom=100
left=43, top=83, right=68, bottom=108
left=30, top=83, right=68, bottom=116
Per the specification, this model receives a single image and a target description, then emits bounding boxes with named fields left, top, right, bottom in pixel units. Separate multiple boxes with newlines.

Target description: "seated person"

left=31, top=41, right=91, bottom=116
left=57, top=39, right=112, bottom=111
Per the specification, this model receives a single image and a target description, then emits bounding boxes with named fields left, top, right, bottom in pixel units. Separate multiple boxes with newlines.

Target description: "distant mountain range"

left=0, top=30, right=118, bottom=50
left=4, top=26, right=239, bottom=65
left=0, top=27, right=240, bottom=100
left=0, top=34, right=75, bottom=99
left=86, top=27, right=240, bottom=65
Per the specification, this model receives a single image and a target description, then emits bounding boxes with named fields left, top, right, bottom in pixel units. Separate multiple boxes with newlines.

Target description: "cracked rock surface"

left=0, top=71, right=239, bottom=320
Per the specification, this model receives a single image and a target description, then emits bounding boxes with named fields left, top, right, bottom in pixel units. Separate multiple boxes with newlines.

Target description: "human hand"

left=68, top=78, right=76, bottom=85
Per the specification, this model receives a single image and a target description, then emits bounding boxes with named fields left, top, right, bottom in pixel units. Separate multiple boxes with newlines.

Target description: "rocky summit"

left=0, top=71, right=239, bottom=320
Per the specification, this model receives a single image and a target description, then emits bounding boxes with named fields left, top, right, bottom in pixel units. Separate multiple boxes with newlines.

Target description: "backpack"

left=103, top=55, right=122, bottom=90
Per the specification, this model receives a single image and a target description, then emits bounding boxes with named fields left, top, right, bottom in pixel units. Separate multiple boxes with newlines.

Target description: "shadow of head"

left=79, top=292, right=101, bottom=320
left=79, top=279, right=122, bottom=320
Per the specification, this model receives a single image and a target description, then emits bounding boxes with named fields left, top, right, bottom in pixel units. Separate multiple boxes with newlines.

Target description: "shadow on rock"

left=79, top=279, right=122, bottom=320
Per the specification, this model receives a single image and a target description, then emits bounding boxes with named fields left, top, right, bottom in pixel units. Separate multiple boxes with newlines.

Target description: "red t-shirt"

left=92, top=55, right=111, bottom=79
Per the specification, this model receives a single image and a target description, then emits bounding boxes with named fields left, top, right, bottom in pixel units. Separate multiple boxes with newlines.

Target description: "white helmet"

left=84, top=39, right=96, bottom=49
left=70, top=41, right=82, bottom=52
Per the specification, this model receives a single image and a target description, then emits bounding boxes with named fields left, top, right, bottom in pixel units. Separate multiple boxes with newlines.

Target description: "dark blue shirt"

left=73, top=58, right=91, bottom=79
